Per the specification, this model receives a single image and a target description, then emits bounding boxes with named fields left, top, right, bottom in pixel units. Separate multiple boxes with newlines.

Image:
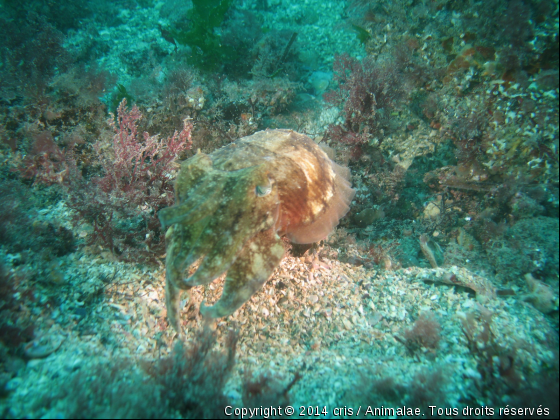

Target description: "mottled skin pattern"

left=159, top=129, right=355, bottom=334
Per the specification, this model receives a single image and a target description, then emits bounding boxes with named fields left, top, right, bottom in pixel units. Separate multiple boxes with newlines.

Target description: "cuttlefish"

left=159, top=129, right=355, bottom=333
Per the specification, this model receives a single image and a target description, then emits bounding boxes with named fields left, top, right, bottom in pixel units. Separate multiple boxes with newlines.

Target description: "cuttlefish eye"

left=255, top=174, right=273, bottom=197
left=255, top=183, right=272, bottom=197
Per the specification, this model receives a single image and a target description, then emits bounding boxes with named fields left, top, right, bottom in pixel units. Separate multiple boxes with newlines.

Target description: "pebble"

left=26, top=359, right=44, bottom=370
left=5, top=378, right=22, bottom=392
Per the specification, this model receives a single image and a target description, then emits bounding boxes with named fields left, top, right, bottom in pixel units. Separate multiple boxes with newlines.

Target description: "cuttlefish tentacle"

left=183, top=208, right=275, bottom=287
left=183, top=231, right=248, bottom=286
left=200, top=229, right=285, bottom=318
left=164, top=224, right=192, bottom=333
left=181, top=169, right=280, bottom=287
left=169, top=218, right=211, bottom=276
left=165, top=266, right=185, bottom=334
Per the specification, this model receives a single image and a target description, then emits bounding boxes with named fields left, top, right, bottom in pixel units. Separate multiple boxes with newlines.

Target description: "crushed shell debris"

left=1, top=246, right=556, bottom=415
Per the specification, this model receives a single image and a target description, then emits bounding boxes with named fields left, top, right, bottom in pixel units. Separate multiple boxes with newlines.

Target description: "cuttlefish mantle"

left=159, top=129, right=355, bottom=334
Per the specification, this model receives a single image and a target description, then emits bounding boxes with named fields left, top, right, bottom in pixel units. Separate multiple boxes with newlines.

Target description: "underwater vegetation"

left=12, top=99, right=193, bottom=262
left=165, top=0, right=236, bottom=71
left=29, top=326, right=301, bottom=418
left=160, top=129, right=355, bottom=332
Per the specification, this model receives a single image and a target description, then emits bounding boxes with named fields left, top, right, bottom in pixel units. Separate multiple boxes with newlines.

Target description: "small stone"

left=5, top=377, right=22, bottom=393
left=423, top=202, right=441, bottom=219
left=74, top=307, right=87, bottom=318
left=278, top=296, right=288, bottom=307
left=0, top=374, right=11, bottom=397
left=4, top=357, right=25, bottom=375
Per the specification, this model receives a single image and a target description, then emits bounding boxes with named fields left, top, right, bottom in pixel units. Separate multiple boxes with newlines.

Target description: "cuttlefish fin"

left=200, top=229, right=285, bottom=319
left=287, top=160, right=355, bottom=244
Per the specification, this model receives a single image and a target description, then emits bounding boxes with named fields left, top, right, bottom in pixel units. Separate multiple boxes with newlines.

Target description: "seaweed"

left=351, top=24, right=371, bottom=45
left=167, top=0, right=236, bottom=71
left=109, top=84, right=135, bottom=114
